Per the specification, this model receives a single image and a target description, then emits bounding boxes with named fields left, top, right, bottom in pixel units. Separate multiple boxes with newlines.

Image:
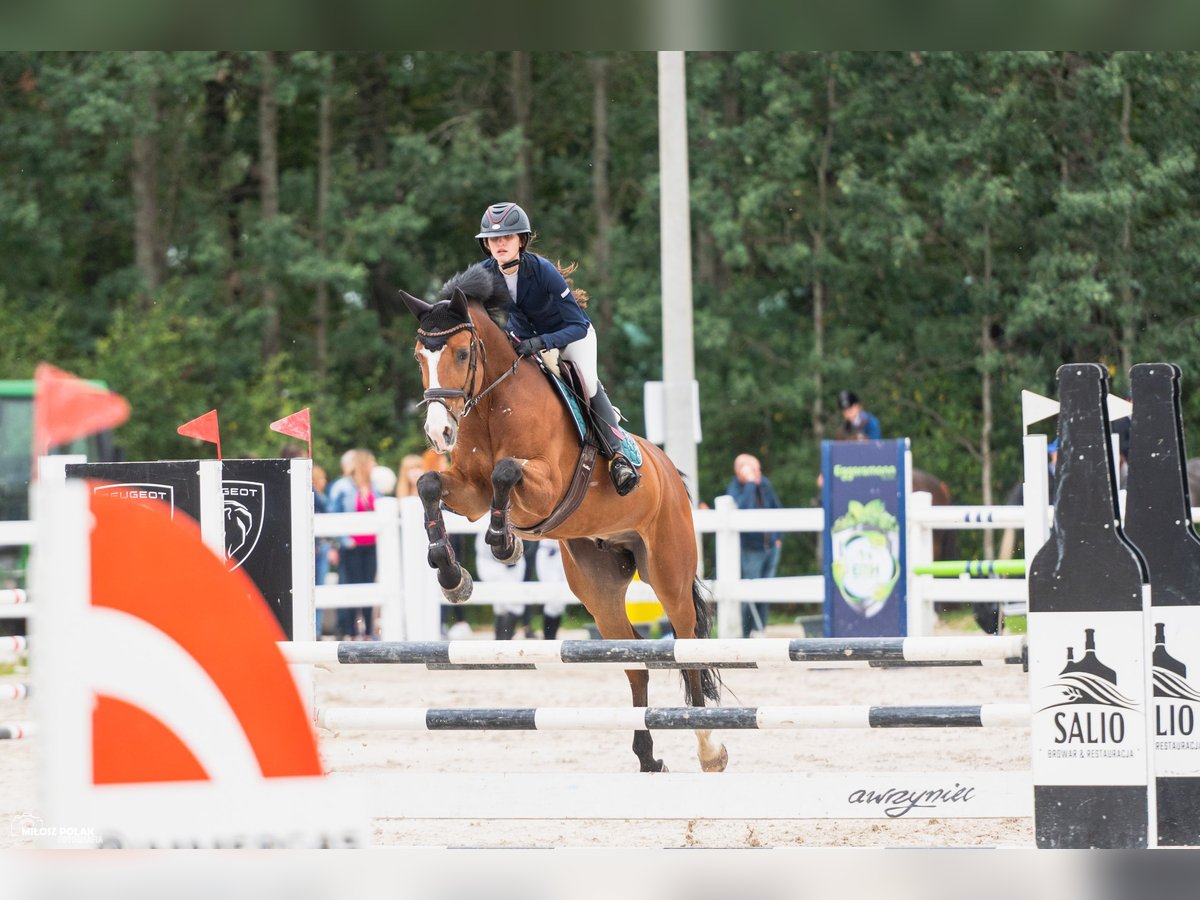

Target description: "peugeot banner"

left=66, top=459, right=299, bottom=639
left=821, top=439, right=908, bottom=637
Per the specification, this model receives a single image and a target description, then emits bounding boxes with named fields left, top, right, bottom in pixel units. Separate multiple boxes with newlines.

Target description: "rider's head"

left=476, top=202, right=532, bottom=267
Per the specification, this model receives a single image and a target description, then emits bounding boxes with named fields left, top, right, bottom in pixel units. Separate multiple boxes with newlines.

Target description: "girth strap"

left=518, top=443, right=599, bottom=537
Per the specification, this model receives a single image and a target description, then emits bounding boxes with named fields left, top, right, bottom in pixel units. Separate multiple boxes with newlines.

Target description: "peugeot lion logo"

left=223, top=481, right=265, bottom=571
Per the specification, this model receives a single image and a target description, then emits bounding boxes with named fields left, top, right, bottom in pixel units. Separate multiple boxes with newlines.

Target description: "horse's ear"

left=399, top=289, right=433, bottom=320
left=449, top=288, right=470, bottom=322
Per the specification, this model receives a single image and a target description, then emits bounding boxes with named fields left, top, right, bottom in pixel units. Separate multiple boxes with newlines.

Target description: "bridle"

left=416, top=319, right=521, bottom=424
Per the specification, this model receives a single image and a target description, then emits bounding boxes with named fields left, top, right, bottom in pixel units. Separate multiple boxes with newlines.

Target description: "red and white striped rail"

left=0, top=721, right=33, bottom=739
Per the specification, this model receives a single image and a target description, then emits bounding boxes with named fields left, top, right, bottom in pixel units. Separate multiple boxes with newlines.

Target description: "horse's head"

left=400, top=287, right=479, bottom=453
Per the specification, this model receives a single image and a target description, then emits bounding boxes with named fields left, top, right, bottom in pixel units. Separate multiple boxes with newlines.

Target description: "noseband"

left=417, top=319, right=520, bottom=423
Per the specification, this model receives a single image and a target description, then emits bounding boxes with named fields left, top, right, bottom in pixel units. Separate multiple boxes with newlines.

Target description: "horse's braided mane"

left=437, top=263, right=510, bottom=329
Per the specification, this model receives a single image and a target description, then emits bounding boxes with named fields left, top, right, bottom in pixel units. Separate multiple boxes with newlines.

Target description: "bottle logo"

left=1039, top=627, right=1138, bottom=746
left=1153, top=621, right=1200, bottom=741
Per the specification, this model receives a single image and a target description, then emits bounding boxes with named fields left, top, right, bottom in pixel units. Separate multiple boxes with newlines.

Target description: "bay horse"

left=399, top=265, right=726, bottom=774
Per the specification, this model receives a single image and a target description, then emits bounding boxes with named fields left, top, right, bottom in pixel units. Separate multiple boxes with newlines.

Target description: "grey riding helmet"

left=476, top=202, right=532, bottom=255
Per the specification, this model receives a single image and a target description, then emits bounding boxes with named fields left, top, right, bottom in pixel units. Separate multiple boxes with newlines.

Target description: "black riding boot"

left=543, top=614, right=562, bottom=640
left=589, top=385, right=639, bottom=496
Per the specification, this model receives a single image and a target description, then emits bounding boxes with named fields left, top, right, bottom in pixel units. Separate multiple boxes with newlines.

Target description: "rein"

left=417, top=320, right=521, bottom=422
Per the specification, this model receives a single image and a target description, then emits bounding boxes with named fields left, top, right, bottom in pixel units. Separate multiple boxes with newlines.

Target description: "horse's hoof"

left=490, top=537, right=523, bottom=565
left=700, top=744, right=729, bottom=773
left=442, top=566, right=473, bottom=604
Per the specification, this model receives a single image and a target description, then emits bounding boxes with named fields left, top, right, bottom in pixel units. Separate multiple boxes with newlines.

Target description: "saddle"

left=514, top=349, right=641, bottom=535
left=533, top=350, right=642, bottom=465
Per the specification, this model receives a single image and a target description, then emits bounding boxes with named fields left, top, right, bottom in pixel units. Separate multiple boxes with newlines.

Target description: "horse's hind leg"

left=562, top=538, right=664, bottom=773
left=626, top=668, right=666, bottom=773
left=635, top=540, right=728, bottom=773
left=416, top=471, right=473, bottom=603
left=485, top=458, right=523, bottom=564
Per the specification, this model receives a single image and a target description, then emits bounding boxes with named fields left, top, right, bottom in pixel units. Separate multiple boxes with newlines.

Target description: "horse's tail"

left=686, top=577, right=722, bottom=704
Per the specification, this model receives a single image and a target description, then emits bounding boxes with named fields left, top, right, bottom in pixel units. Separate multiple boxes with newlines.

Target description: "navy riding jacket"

left=482, top=253, right=590, bottom=351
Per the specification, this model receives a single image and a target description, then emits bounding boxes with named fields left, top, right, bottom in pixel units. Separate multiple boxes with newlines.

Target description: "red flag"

left=177, top=409, right=222, bottom=460
left=269, top=408, right=312, bottom=458
left=33, top=363, right=130, bottom=460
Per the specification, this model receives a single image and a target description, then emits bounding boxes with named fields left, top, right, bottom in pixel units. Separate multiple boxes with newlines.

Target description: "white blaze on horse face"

left=420, top=346, right=457, bottom=452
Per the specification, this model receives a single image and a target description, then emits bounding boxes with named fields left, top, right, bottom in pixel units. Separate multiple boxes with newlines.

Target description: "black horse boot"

left=542, top=614, right=562, bottom=640
left=589, top=385, right=639, bottom=496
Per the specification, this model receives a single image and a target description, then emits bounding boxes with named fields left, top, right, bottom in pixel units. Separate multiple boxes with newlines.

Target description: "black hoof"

left=489, top=535, right=523, bottom=565
left=441, top=566, right=473, bottom=603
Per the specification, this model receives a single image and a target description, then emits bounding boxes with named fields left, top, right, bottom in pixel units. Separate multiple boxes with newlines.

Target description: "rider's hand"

left=515, top=336, right=546, bottom=357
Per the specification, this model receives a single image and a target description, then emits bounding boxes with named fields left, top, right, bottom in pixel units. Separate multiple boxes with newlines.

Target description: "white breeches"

left=561, top=325, right=599, bottom=398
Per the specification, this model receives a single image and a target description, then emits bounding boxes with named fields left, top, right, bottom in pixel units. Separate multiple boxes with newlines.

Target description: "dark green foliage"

left=4, top=52, right=1200, bottom=575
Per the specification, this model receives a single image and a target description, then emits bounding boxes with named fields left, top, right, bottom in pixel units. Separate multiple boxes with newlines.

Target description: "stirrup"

left=609, top=455, right=639, bottom=496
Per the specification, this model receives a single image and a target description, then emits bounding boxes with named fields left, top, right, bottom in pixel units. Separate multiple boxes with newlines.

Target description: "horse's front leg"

left=416, top=471, right=473, bottom=604
left=485, top=457, right=524, bottom=565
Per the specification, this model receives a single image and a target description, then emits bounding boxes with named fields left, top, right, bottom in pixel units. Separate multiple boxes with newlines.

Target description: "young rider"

left=475, top=201, right=639, bottom=496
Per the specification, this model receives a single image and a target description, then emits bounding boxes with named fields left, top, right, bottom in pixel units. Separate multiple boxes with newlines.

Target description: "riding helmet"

left=837, top=390, right=859, bottom=410
left=475, top=202, right=532, bottom=255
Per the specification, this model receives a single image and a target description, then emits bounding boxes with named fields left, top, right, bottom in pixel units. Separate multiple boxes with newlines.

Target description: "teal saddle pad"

left=546, top=370, right=642, bottom=467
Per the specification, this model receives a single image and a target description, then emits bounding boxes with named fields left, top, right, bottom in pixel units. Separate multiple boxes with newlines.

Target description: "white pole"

left=906, top=490, right=933, bottom=637
left=713, top=494, right=741, bottom=639
left=374, top=497, right=404, bottom=641
left=1022, top=434, right=1050, bottom=561
left=399, top=495, right=439, bottom=640
left=198, top=459, right=225, bottom=559
left=657, top=51, right=698, bottom=499
left=288, top=458, right=315, bottom=644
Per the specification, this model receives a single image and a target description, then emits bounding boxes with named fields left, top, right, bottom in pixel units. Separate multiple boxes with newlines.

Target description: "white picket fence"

left=0, top=442, right=1069, bottom=638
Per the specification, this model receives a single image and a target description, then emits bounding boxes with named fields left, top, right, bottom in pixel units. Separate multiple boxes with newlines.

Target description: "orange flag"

left=269, top=408, right=312, bottom=458
left=177, top=409, right=222, bottom=460
left=33, top=363, right=130, bottom=461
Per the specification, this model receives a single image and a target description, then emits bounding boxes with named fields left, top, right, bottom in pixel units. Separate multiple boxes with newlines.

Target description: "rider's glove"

left=515, top=336, right=547, bottom=357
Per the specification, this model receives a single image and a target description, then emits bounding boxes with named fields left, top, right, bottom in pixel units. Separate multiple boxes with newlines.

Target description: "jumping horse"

left=399, top=264, right=726, bottom=774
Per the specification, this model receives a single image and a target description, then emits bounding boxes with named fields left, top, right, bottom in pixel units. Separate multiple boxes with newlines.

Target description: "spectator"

left=327, top=448, right=380, bottom=640
left=371, top=463, right=397, bottom=496
left=475, top=530, right=526, bottom=640
left=396, top=454, right=426, bottom=500
left=312, top=462, right=336, bottom=636
left=837, top=390, right=882, bottom=440
left=726, top=453, right=783, bottom=638
left=533, top=540, right=571, bottom=640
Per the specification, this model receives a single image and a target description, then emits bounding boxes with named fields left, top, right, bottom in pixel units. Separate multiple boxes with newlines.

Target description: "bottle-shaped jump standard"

left=1124, top=362, right=1200, bottom=846
left=1028, top=362, right=1151, bottom=849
